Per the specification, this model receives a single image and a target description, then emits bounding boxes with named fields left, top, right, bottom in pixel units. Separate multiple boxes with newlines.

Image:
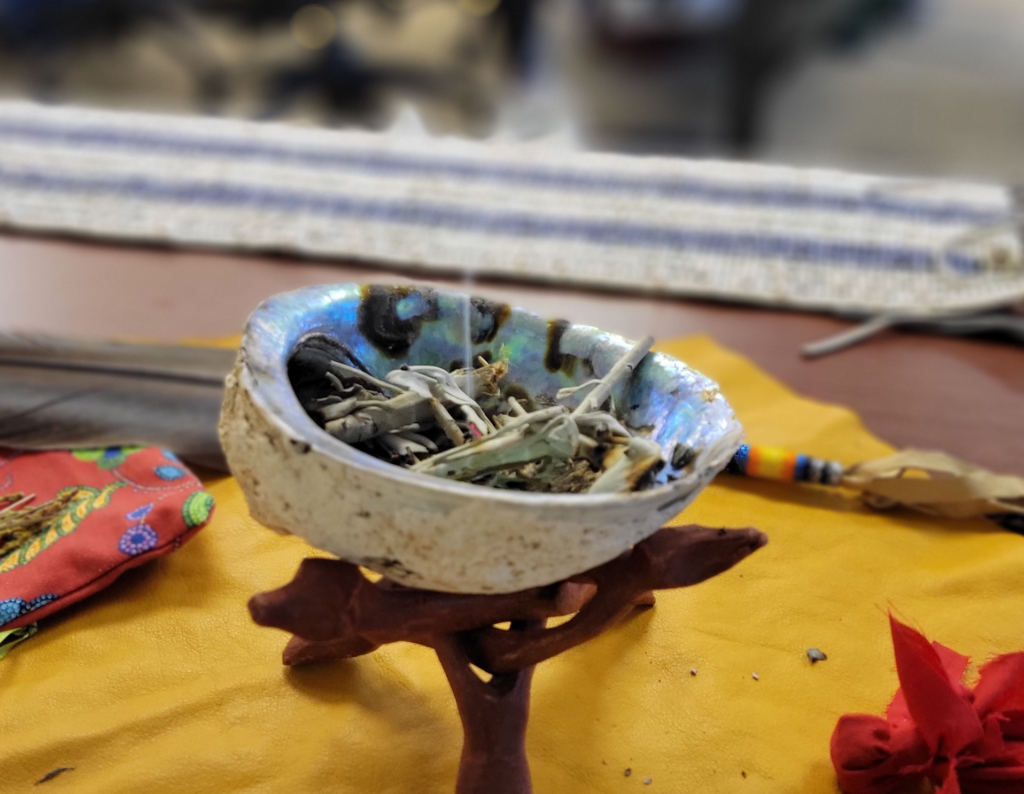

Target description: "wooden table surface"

left=2, top=231, right=1022, bottom=476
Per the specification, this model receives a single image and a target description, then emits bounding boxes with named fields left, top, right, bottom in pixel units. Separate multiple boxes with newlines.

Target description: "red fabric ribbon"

left=831, top=615, right=1024, bottom=794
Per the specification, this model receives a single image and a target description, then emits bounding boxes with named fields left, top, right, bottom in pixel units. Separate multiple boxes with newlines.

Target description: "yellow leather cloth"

left=3, top=335, right=1023, bottom=793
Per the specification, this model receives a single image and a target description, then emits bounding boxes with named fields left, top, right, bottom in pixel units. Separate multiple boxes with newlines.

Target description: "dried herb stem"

left=325, top=391, right=433, bottom=444
left=428, top=390, right=467, bottom=447
left=506, top=396, right=527, bottom=417
left=572, top=336, right=654, bottom=417
left=413, top=410, right=578, bottom=480
left=291, top=334, right=665, bottom=494
left=329, top=361, right=405, bottom=395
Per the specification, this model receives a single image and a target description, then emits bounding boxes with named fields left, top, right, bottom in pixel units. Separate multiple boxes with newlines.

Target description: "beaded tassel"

left=727, top=444, right=844, bottom=486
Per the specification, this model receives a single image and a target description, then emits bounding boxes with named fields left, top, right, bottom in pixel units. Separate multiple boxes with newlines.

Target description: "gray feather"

left=0, top=334, right=234, bottom=471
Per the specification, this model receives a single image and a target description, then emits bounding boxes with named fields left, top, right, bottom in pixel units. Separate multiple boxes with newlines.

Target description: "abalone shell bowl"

left=219, top=284, right=743, bottom=594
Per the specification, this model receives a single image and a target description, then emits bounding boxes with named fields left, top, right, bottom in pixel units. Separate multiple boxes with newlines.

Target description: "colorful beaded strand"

left=727, top=444, right=844, bottom=486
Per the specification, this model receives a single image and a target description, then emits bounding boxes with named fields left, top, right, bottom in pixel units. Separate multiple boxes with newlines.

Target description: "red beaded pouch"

left=0, top=446, right=214, bottom=631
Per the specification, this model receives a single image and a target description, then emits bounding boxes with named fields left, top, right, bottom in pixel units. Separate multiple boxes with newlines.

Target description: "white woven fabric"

left=1, top=100, right=1022, bottom=315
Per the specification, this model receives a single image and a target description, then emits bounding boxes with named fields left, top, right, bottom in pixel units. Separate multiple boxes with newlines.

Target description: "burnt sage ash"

left=287, top=332, right=667, bottom=495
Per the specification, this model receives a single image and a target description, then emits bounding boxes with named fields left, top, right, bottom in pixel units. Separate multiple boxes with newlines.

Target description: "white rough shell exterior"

left=218, top=285, right=742, bottom=594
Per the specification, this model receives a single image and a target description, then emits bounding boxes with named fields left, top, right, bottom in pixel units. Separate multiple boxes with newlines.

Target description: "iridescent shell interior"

left=250, top=284, right=741, bottom=491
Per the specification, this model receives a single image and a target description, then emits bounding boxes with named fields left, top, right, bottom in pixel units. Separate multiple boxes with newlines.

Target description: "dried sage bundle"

left=290, top=336, right=664, bottom=494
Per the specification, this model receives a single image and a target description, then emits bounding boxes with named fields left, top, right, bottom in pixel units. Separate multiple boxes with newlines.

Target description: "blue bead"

left=26, top=594, right=58, bottom=611
left=0, top=598, right=26, bottom=625
left=118, top=525, right=159, bottom=556
left=732, top=444, right=750, bottom=474
left=154, top=465, right=186, bottom=481
left=126, top=503, right=154, bottom=521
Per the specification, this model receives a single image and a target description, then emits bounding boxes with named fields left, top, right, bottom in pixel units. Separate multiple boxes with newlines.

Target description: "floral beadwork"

left=154, top=465, right=186, bottom=481
left=182, top=492, right=215, bottom=529
left=127, top=505, right=153, bottom=524
left=0, top=598, right=23, bottom=625
left=118, top=526, right=158, bottom=556
left=118, top=504, right=159, bottom=556
left=72, top=446, right=145, bottom=470
left=26, top=593, right=59, bottom=611
left=0, top=593, right=59, bottom=627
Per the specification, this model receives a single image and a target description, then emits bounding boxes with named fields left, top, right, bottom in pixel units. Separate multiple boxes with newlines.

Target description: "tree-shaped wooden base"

left=249, top=524, right=767, bottom=794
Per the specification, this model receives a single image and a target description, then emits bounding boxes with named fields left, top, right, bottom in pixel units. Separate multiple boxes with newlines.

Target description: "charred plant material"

left=589, top=437, right=665, bottom=494
left=290, top=335, right=666, bottom=494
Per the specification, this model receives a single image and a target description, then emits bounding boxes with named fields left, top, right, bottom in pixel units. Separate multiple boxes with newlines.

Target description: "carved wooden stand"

left=249, top=524, right=767, bottom=794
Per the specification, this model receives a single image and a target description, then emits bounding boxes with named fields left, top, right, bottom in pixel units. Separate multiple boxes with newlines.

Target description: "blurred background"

left=0, top=0, right=1021, bottom=181
left=0, top=0, right=1022, bottom=482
